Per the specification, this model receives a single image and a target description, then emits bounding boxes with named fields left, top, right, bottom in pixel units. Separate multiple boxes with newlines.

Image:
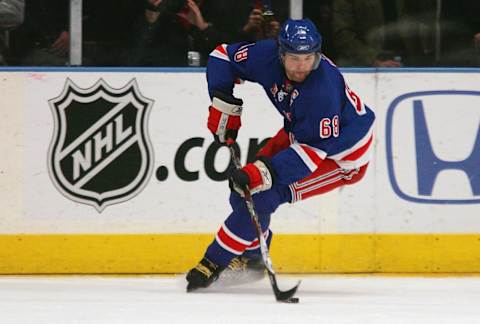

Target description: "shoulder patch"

left=233, top=43, right=255, bottom=63
left=234, top=47, right=249, bottom=62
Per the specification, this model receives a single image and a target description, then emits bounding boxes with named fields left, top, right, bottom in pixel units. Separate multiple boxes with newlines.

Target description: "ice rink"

left=1, top=275, right=480, bottom=323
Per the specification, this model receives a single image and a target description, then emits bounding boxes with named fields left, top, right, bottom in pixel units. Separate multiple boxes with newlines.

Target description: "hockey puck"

left=288, top=297, right=299, bottom=303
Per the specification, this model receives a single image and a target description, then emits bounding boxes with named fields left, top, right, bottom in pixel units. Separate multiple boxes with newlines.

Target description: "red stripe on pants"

left=217, top=226, right=249, bottom=254
left=290, top=160, right=369, bottom=202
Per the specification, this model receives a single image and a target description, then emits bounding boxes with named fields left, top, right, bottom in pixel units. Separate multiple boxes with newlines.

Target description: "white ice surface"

left=1, top=275, right=480, bottom=324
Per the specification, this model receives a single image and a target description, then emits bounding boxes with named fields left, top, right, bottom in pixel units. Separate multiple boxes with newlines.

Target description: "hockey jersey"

left=207, top=39, right=375, bottom=186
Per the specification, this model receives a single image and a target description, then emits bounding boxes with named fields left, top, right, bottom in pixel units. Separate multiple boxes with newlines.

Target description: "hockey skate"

left=186, top=257, right=224, bottom=292
left=219, top=255, right=266, bottom=286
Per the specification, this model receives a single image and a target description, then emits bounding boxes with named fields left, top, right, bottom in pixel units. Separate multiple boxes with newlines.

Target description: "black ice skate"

left=186, top=257, right=224, bottom=292
left=219, top=255, right=266, bottom=286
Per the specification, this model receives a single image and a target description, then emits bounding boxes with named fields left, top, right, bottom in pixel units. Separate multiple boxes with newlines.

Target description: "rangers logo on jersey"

left=48, top=79, right=154, bottom=212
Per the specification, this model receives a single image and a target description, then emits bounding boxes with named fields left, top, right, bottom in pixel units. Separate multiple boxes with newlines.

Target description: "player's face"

left=283, top=53, right=316, bottom=82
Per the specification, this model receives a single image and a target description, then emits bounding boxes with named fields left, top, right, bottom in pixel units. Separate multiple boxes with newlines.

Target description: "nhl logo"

left=48, top=79, right=154, bottom=212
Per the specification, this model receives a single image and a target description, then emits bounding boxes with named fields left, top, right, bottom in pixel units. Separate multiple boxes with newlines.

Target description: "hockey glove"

left=207, top=91, right=243, bottom=144
left=230, top=157, right=275, bottom=195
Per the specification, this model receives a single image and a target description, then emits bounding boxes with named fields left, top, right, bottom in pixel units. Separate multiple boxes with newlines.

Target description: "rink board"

left=1, top=234, right=479, bottom=274
left=0, top=67, right=479, bottom=273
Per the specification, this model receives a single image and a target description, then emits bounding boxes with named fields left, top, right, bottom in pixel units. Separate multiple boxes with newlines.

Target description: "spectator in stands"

left=129, top=0, right=239, bottom=66
left=178, top=0, right=254, bottom=64
left=128, top=0, right=254, bottom=67
left=82, top=0, right=144, bottom=66
left=9, top=0, right=69, bottom=66
left=0, top=0, right=24, bottom=65
left=436, top=0, right=480, bottom=67
left=332, top=0, right=437, bottom=67
left=303, top=0, right=336, bottom=60
left=240, top=0, right=288, bottom=41
left=0, top=0, right=23, bottom=28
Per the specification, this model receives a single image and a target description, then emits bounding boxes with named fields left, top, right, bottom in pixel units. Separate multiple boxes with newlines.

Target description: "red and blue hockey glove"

left=230, top=157, right=275, bottom=195
left=207, top=91, right=243, bottom=144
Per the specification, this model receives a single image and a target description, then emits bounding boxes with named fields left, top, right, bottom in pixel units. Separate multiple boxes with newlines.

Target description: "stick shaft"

left=227, top=145, right=276, bottom=275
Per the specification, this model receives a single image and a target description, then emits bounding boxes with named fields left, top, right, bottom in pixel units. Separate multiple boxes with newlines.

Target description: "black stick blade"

left=273, top=280, right=301, bottom=302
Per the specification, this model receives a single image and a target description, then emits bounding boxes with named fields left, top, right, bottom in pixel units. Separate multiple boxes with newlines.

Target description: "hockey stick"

left=227, top=140, right=300, bottom=303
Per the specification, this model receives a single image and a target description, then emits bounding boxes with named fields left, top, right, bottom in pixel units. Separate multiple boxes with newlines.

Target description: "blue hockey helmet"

left=278, top=18, right=322, bottom=54
left=278, top=18, right=322, bottom=69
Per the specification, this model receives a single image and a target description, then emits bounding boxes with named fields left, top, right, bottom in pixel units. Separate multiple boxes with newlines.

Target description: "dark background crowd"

left=0, top=0, right=479, bottom=67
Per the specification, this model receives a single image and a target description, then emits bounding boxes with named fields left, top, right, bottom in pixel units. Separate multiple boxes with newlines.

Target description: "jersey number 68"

left=320, top=115, right=339, bottom=139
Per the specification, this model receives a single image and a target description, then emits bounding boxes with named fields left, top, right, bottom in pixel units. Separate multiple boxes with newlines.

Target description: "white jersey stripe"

left=335, top=144, right=372, bottom=169
left=329, top=125, right=374, bottom=160
left=291, top=143, right=317, bottom=172
left=290, top=143, right=327, bottom=172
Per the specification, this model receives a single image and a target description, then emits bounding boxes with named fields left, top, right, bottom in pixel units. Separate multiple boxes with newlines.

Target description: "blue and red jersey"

left=207, top=39, right=375, bottom=186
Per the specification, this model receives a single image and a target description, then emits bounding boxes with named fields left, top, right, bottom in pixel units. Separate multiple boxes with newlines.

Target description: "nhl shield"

left=48, top=79, right=154, bottom=212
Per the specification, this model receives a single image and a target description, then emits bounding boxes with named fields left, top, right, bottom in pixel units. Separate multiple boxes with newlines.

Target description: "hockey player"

left=186, top=18, right=375, bottom=292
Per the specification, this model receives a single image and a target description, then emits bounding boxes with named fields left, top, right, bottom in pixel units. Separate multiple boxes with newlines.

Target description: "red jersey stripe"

left=341, top=134, right=373, bottom=161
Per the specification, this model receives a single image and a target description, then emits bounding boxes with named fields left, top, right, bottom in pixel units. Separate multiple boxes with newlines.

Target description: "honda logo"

left=386, top=90, right=480, bottom=204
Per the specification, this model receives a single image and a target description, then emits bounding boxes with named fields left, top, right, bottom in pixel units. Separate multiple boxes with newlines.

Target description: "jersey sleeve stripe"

left=290, top=143, right=327, bottom=172
left=209, top=44, right=230, bottom=62
left=329, top=125, right=374, bottom=160
left=335, top=145, right=373, bottom=169
left=341, top=133, right=373, bottom=161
